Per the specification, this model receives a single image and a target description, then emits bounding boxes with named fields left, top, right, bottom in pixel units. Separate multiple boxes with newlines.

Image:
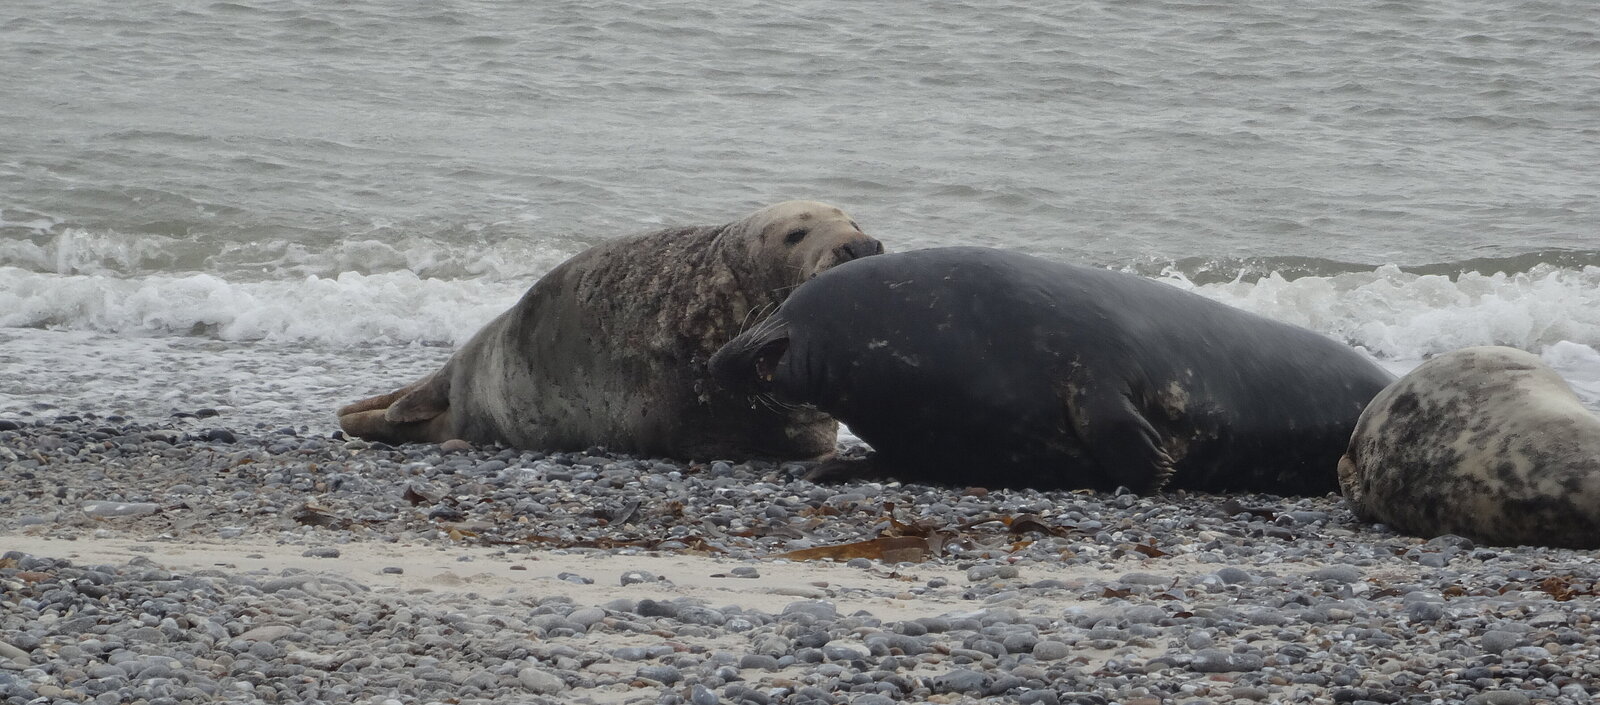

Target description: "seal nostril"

left=838, top=239, right=883, bottom=262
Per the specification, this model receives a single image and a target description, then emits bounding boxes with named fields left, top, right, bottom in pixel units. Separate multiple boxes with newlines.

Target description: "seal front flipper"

left=803, top=454, right=895, bottom=484
left=1062, top=382, right=1176, bottom=493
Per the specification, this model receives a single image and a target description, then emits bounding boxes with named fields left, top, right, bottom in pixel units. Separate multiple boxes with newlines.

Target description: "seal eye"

left=784, top=228, right=809, bottom=245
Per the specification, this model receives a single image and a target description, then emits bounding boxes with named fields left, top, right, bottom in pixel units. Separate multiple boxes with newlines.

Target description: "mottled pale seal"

left=1338, top=346, right=1600, bottom=548
left=709, top=247, right=1394, bottom=494
left=338, top=200, right=883, bottom=459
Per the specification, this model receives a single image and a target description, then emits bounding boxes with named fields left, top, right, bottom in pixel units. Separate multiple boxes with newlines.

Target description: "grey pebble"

left=620, top=570, right=658, bottom=586
left=822, top=641, right=870, bottom=661
left=459, top=669, right=498, bottom=689
left=1404, top=601, right=1447, bottom=621
left=927, top=668, right=991, bottom=695
left=1215, top=567, right=1252, bottom=584
left=635, top=665, right=681, bottom=685
left=81, top=501, right=161, bottom=518
left=966, top=564, right=1021, bottom=582
left=1527, top=612, right=1566, bottom=627
left=517, top=667, right=564, bottom=694
left=566, top=607, right=606, bottom=627
left=1468, top=693, right=1531, bottom=705
left=1190, top=649, right=1264, bottom=673
left=739, top=654, right=780, bottom=670
left=689, top=683, right=719, bottom=705
left=1309, top=565, right=1361, bottom=583
left=1031, top=640, right=1070, bottom=661
left=0, top=641, right=28, bottom=665
left=612, top=646, right=652, bottom=661
left=1229, top=686, right=1271, bottom=701
left=557, top=571, right=593, bottom=585
left=236, top=625, right=293, bottom=642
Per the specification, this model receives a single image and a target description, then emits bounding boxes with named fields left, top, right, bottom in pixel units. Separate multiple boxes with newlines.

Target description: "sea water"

left=3, top=0, right=1599, bottom=428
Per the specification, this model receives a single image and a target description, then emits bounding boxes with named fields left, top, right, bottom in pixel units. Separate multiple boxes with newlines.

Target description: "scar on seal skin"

left=710, top=246, right=1393, bottom=494
left=338, top=200, right=883, bottom=460
left=1339, top=345, right=1600, bottom=548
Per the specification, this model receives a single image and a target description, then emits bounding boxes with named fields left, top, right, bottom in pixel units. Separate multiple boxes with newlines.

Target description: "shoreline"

left=3, top=414, right=1599, bottom=704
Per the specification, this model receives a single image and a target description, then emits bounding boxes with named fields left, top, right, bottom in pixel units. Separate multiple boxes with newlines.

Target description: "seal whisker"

left=737, top=303, right=764, bottom=334
left=749, top=393, right=782, bottom=414
left=740, top=300, right=780, bottom=334
left=753, top=393, right=811, bottom=414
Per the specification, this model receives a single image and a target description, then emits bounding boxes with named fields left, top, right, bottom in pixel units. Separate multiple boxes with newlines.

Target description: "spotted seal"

left=1339, top=345, right=1600, bottom=548
left=709, top=246, right=1394, bottom=493
left=338, top=200, right=883, bottom=459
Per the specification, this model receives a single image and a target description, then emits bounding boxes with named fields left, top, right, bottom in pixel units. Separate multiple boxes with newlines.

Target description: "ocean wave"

left=0, top=268, right=521, bottom=345
left=6, top=262, right=1600, bottom=362
left=1148, top=249, right=1600, bottom=284
left=0, top=227, right=582, bottom=282
left=1166, top=263, right=1600, bottom=359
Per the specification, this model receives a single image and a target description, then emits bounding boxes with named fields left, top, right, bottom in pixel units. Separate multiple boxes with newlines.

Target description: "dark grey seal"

left=338, top=201, right=883, bottom=459
left=709, top=246, right=1394, bottom=494
left=1339, top=345, right=1600, bottom=548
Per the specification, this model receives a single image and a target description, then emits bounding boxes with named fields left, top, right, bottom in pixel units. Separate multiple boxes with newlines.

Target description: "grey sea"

left=3, top=0, right=1600, bottom=424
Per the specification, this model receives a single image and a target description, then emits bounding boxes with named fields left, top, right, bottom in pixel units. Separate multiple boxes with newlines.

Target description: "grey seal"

left=338, top=200, right=883, bottom=459
left=1339, top=345, right=1600, bottom=548
left=709, top=246, right=1394, bottom=494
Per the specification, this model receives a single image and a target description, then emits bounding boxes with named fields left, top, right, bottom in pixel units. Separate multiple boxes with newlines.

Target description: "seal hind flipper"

left=336, top=388, right=407, bottom=416
left=336, top=372, right=454, bottom=444
left=1062, top=382, right=1176, bottom=493
left=382, top=372, right=450, bottom=424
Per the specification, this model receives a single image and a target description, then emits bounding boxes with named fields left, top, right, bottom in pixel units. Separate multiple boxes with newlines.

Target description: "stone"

left=517, top=668, right=564, bottom=694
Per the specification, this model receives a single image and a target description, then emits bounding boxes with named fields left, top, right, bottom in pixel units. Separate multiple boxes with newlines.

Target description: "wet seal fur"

left=1339, top=346, right=1600, bottom=548
left=709, top=246, right=1394, bottom=494
left=338, top=200, right=883, bottom=459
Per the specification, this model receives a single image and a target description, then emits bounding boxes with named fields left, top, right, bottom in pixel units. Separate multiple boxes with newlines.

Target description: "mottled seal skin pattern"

left=338, top=201, right=884, bottom=460
left=710, top=247, right=1394, bottom=495
left=1339, top=346, right=1600, bottom=548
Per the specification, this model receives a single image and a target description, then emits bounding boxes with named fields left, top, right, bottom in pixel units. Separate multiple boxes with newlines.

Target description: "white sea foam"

left=1166, top=263, right=1600, bottom=361
left=0, top=328, right=454, bottom=428
left=0, top=267, right=522, bottom=346
left=7, top=263, right=1600, bottom=362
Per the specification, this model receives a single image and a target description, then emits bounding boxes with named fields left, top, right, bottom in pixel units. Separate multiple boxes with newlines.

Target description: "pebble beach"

left=3, top=413, right=1600, bottom=705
